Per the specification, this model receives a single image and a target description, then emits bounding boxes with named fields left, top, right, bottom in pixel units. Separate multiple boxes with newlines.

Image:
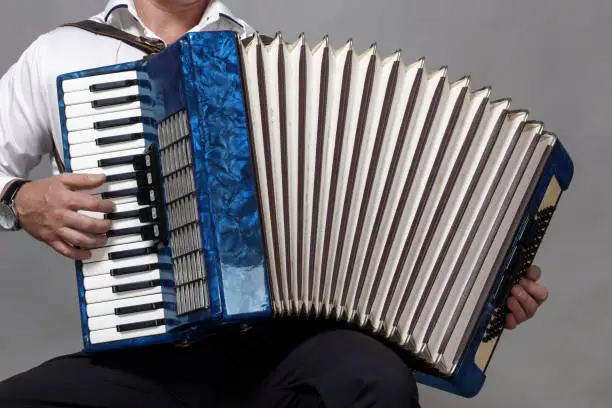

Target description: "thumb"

left=58, top=173, right=106, bottom=190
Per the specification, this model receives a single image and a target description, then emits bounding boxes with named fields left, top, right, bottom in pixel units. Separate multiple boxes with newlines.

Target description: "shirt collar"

left=100, top=0, right=254, bottom=41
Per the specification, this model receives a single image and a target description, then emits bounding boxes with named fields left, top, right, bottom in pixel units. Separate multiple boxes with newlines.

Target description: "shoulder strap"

left=51, top=20, right=166, bottom=173
left=61, top=20, right=166, bottom=55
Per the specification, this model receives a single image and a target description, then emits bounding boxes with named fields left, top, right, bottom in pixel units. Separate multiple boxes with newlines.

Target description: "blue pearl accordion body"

left=56, top=31, right=574, bottom=398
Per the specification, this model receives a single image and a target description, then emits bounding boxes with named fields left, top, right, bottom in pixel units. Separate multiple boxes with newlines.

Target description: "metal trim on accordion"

left=55, top=30, right=574, bottom=398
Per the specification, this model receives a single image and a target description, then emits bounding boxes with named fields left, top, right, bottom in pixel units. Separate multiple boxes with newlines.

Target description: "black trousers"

left=0, top=320, right=421, bottom=408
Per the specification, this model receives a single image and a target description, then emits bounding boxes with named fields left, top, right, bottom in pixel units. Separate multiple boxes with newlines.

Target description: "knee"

left=306, top=330, right=420, bottom=407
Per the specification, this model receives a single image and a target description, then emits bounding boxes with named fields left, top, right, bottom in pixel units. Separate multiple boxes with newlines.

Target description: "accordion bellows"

left=56, top=31, right=574, bottom=398
left=241, top=33, right=565, bottom=368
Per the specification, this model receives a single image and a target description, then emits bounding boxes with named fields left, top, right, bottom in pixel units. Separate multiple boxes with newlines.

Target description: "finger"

left=511, top=285, right=539, bottom=319
left=507, top=296, right=528, bottom=325
left=526, top=265, right=542, bottom=281
left=519, top=278, right=549, bottom=304
left=60, top=210, right=112, bottom=234
left=59, top=173, right=107, bottom=190
left=56, top=227, right=108, bottom=249
left=63, top=192, right=115, bottom=214
left=50, top=239, right=92, bottom=261
left=505, top=313, right=518, bottom=330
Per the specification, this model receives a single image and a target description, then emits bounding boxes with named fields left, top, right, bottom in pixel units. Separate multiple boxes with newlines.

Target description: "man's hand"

left=13, top=173, right=115, bottom=260
left=505, top=265, right=549, bottom=329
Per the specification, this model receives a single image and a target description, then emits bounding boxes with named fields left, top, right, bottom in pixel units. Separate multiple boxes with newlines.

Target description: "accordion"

left=56, top=31, right=573, bottom=397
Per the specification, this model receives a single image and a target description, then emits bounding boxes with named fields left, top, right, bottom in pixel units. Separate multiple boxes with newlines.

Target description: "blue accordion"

left=56, top=30, right=574, bottom=398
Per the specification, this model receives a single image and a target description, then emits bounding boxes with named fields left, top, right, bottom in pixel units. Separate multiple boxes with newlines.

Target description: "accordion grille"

left=158, top=110, right=210, bottom=316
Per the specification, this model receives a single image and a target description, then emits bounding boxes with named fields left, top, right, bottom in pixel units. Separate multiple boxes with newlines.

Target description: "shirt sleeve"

left=0, top=35, right=53, bottom=194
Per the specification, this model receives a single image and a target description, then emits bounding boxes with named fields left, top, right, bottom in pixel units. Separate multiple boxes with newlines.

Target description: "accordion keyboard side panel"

left=151, top=39, right=224, bottom=330
left=181, top=32, right=272, bottom=321
left=413, top=136, right=573, bottom=398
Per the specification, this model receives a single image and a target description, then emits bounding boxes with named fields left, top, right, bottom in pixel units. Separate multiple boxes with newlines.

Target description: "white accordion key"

left=75, top=164, right=144, bottom=178
left=68, top=138, right=146, bottom=159
left=105, top=224, right=157, bottom=247
left=81, top=253, right=162, bottom=278
left=86, top=293, right=173, bottom=318
left=83, top=213, right=158, bottom=251
left=80, top=203, right=157, bottom=231
left=65, top=108, right=152, bottom=133
left=69, top=148, right=146, bottom=171
left=83, top=268, right=168, bottom=291
left=64, top=96, right=149, bottom=119
left=109, top=217, right=154, bottom=232
left=63, top=84, right=144, bottom=106
left=89, top=321, right=169, bottom=345
left=68, top=123, right=150, bottom=145
left=61, top=70, right=140, bottom=93
left=82, top=171, right=159, bottom=208
left=88, top=307, right=172, bottom=331
left=84, top=276, right=166, bottom=304
left=84, top=240, right=158, bottom=264
left=83, top=178, right=138, bottom=196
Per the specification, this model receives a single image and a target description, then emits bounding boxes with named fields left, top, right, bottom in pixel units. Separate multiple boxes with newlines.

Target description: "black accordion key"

left=105, top=172, right=138, bottom=183
left=98, top=148, right=158, bottom=172
left=112, top=279, right=162, bottom=294
left=98, top=154, right=146, bottom=168
left=135, top=187, right=159, bottom=205
left=92, top=95, right=140, bottom=109
left=116, top=319, right=166, bottom=333
left=108, top=246, right=158, bottom=260
left=89, top=79, right=138, bottom=92
left=100, top=187, right=159, bottom=206
left=95, top=132, right=144, bottom=146
left=105, top=170, right=158, bottom=187
left=101, top=187, right=139, bottom=200
left=94, top=116, right=143, bottom=130
left=106, top=223, right=164, bottom=241
left=105, top=206, right=160, bottom=223
left=110, top=262, right=166, bottom=277
left=114, top=301, right=168, bottom=316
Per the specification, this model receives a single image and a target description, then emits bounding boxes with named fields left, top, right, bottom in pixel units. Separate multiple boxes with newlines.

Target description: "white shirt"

left=0, top=0, right=255, bottom=194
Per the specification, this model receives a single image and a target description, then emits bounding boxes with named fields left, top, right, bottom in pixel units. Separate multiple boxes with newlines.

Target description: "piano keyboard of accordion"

left=56, top=31, right=573, bottom=397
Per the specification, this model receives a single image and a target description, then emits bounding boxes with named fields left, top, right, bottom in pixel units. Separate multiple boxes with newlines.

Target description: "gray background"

left=0, top=0, right=608, bottom=407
